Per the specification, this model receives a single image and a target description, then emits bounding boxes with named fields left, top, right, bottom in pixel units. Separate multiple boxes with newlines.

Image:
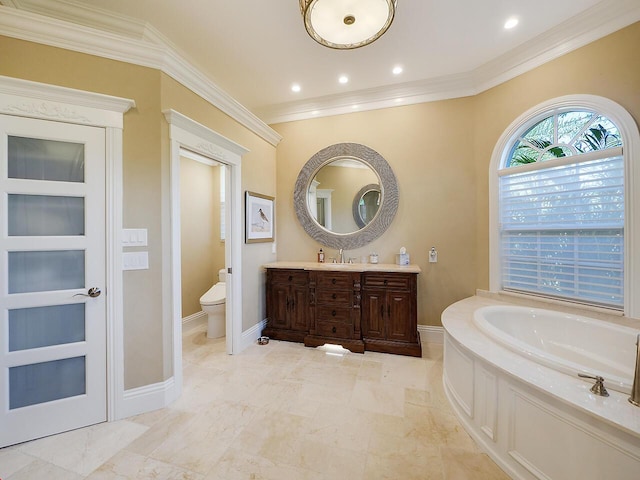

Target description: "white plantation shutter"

left=499, top=150, right=624, bottom=307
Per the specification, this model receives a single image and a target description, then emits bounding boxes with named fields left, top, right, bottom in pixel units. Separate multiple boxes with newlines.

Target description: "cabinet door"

left=362, top=290, right=385, bottom=339
left=387, top=290, right=412, bottom=342
left=290, top=284, right=308, bottom=331
left=269, top=283, right=291, bottom=329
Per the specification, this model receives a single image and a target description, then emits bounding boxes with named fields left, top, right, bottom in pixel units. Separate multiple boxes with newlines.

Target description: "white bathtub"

left=473, top=305, right=638, bottom=394
left=442, top=297, right=640, bottom=480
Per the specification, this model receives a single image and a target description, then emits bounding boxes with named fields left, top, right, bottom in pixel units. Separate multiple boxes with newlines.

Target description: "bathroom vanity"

left=263, top=262, right=421, bottom=357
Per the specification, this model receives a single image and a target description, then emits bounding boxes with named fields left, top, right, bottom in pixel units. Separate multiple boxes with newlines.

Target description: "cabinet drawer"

left=363, top=273, right=412, bottom=290
left=316, top=305, right=352, bottom=323
left=316, top=320, right=353, bottom=339
left=316, top=289, right=351, bottom=305
left=269, top=269, right=308, bottom=286
left=315, top=272, right=354, bottom=289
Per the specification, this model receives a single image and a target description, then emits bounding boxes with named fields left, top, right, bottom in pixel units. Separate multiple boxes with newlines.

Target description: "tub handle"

left=578, top=373, right=610, bottom=397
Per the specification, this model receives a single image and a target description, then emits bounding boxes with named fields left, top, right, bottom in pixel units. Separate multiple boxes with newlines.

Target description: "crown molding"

left=0, top=3, right=282, bottom=146
left=257, top=0, right=640, bottom=124
left=1, top=0, right=638, bottom=128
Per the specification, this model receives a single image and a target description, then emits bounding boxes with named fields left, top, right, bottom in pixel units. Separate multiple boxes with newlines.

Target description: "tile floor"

left=1, top=324, right=510, bottom=479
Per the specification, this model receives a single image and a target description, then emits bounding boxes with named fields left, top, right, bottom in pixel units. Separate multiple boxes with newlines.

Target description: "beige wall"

left=273, top=21, right=640, bottom=327
left=0, top=35, right=277, bottom=389
left=180, top=157, right=225, bottom=317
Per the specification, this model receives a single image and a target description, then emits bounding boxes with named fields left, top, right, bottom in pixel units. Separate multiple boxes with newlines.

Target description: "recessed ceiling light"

left=291, top=83, right=301, bottom=93
left=392, top=66, right=403, bottom=75
left=338, top=75, right=349, bottom=84
left=504, top=17, right=519, bottom=29
left=311, top=110, right=319, bottom=115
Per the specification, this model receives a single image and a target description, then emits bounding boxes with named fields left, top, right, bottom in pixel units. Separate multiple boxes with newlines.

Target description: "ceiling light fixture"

left=299, top=0, right=398, bottom=49
left=392, top=65, right=403, bottom=75
left=338, top=75, right=349, bottom=84
left=504, top=17, right=519, bottom=29
left=291, top=83, right=301, bottom=92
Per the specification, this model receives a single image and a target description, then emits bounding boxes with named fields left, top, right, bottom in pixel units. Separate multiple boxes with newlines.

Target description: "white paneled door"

left=0, top=115, right=106, bottom=447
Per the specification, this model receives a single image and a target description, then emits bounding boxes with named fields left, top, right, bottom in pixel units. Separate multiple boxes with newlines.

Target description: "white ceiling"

left=3, top=0, right=640, bottom=124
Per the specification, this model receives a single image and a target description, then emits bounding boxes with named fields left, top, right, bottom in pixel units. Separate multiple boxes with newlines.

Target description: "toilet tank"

left=218, top=268, right=226, bottom=283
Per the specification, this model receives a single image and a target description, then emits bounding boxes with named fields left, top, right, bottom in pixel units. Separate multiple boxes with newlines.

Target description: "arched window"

left=490, top=96, right=640, bottom=315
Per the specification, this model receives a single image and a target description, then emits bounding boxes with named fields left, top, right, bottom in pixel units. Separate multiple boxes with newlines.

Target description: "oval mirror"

left=294, top=143, right=398, bottom=250
left=353, top=184, right=381, bottom=229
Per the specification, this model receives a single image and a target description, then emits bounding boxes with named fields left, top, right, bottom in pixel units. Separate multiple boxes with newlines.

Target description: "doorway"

left=164, top=109, right=247, bottom=399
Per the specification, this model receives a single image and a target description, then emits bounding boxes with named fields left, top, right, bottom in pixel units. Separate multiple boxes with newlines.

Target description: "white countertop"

left=262, top=261, right=421, bottom=274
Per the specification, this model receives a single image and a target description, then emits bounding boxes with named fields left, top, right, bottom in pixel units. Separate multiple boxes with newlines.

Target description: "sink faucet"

left=338, top=248, right=345, bottom=263
left=630, top=333, right=640, bottom=407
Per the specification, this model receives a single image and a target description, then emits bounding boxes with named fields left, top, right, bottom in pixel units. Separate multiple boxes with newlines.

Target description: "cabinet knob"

left=288, top=275, right=293, bottom=282
left=332, top=278, right=337, bottom=284
left=332, top=293, right=337, bottom=299
left=332, top=326, right=337, bottom=333
left=384, top=279, right=388, bottom=285
left=331, top=310, right=337, bottom=316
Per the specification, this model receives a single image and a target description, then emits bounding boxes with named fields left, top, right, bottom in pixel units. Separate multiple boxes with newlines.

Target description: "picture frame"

left=245, top=191, right=275, bottom=243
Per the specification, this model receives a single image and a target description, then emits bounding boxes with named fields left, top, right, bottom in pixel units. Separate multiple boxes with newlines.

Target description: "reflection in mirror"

left=308, top=159, right=379, bottom=234
left=353, top=184, right=381, bottom=228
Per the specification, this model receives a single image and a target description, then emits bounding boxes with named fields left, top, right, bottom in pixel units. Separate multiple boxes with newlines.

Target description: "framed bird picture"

left=245, top=191, right=275, bottom=243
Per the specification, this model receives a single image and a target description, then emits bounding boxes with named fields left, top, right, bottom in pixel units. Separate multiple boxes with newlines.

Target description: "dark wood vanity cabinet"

left=361, top=272, right=421, bottom=357
left=304, top=271, right=365, bottom=353
left=264, top=266, right=421, bottom=357
left=263, top=269, right=309, bottom=342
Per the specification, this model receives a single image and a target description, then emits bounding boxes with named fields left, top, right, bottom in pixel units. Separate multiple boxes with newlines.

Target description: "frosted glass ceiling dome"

left=299, top=0, right=397, bottom=49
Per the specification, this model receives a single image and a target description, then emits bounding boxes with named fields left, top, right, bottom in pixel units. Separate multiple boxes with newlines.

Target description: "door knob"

left=74, top=287, right=101, bottom=298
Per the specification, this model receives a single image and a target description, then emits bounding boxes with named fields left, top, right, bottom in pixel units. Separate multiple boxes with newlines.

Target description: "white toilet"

left=199, top=268, right=226, bottom=338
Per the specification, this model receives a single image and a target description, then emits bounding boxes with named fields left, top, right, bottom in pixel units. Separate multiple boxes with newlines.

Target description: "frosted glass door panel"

left=8, top=195, right=84, bottom=236
left=9, top=304, right=85, bottom=351
left=8, top=250, right=84, bottom=293
left=9, top=356, right=86, bottom=409
left=8, top=136, right=84, bottom=182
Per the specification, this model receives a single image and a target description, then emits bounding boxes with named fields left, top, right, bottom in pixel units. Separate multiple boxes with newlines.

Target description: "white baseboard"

left=182, top=311, right=207, bottom=331
left=418, top=325, right=444, bottom=344
left=240, top=318, right=267, bottom=351
left=119, top=377, right=178, bottom=419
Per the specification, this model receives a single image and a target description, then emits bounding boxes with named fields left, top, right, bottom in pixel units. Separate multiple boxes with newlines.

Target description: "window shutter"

left=499, top=154, right=624, bottom=307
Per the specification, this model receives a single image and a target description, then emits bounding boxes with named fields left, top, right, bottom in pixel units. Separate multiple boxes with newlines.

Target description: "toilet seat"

left=200, top=282, right=225, bottom=306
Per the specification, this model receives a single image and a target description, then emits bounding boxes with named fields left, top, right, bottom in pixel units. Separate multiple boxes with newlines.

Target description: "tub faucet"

left=338, top=248, right=345, bottom=263
left=629, top=333, right=640, bottom=407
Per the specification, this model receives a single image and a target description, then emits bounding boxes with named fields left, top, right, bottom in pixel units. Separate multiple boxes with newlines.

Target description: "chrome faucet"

left=338, top=248, right=345, bottom=263
left=629, top=333, right=640, bottom=407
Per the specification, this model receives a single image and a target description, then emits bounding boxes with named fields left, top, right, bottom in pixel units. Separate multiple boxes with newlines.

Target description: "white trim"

left=241, top=319, right=268, bottom=351
left=0, top=5, right=282, bottom=146
left=163, top=109, right=248, bottom=375
left=182, top=310, right=207, bottom=330
left=119, top=377, right=176, bottom=419
left=488, top=95, right=640, bottom=318
left=1, top=1, right=639, bottom=125
left=418, top=325, right=444, bottom=345
left=0, top=75, right=134, bottom=422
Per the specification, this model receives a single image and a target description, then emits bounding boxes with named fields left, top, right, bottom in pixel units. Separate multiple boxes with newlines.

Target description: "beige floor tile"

left=4, top=336, right=508, bottom=480
left=6, top=458, right=84, bottom=480
left=349, top=380, right=406, bottom=417
left=364, top=447, right=444, bottom=480
left=0, top=448, right=37, bottom=478
left=85, top=450, right=203, bottom=479
left=17, top=420, right=148, bottom=476
left=441, top=447, right=511, bottom=480
left=204, top=448, right=324, bottom=480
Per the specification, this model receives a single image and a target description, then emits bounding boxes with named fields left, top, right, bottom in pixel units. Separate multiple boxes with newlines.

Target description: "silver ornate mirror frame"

left=294, top=143, right=399, bottom=249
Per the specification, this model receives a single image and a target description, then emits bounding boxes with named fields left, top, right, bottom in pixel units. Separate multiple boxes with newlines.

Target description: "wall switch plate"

left=123, top=251, right=149, bottom=270
left=122, top=229, right=148, bottom=247
left=429, top=247, right=438, bottom=263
